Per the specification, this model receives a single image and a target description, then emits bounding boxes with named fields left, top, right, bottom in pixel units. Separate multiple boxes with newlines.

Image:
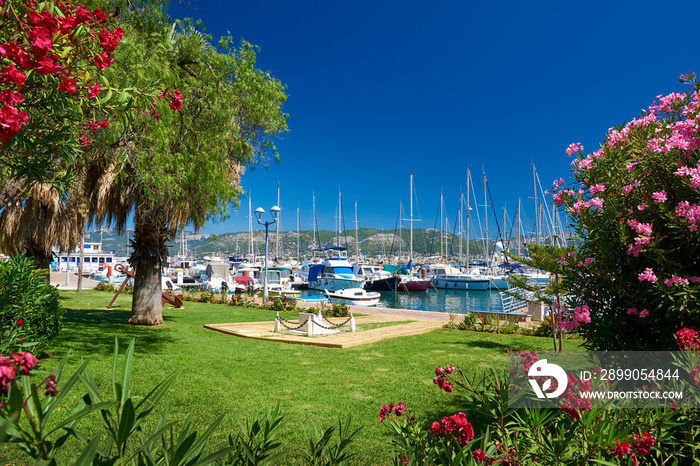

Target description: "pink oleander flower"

left=634, top=222, right=652, bottom=236
left=638, top=268, right=658, bottom=283
left=566, top=142, right=584, bottom=156
left=627, top=308, right=637, bottom=315
left=11, top=352, right=38, bottom=375
left=589, top=183, right=606, bottom=194
left=0, top=357, right=17, bottom=393
left=639, top=309, right=649, bottom=318
left=590, top=198, right=604, bottom=209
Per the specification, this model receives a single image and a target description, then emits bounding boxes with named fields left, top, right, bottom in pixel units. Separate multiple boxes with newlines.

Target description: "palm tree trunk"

left=128, top=215, right=170, bottom=325
left=130, top=257, right=163, bottom=325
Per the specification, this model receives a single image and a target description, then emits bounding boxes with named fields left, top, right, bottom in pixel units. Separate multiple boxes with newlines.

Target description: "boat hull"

left=326, top=288, right=381, bottom=307
left=364, top=276, right=401, bottom=292
left=308, top=277, right=363, bottom=292
left=398, top=278, right=432, bottom=291
left=432, top=276, right=490, bottom=290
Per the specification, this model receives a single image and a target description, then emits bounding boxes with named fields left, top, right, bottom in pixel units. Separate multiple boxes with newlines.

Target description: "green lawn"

left=4, top=290, right=578, bottom=464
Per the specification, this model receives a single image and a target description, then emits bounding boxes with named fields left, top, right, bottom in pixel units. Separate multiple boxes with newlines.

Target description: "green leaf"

left=73, top=431, right=102, bottom=466
left=116, top=398, right=136, bottom=448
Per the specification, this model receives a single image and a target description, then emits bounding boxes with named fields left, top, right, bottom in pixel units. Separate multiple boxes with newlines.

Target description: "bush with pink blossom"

left=552, top=73, right=700, bottom=351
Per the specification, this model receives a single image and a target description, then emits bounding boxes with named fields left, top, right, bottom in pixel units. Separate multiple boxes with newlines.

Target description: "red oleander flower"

left=473, top=449, right=487, bottom=463
left=57, top=76, right=77, bottom=94
left=11, top=352, right=38, bottom=375
left=44, top=374, right=57, bottom=397
left=88, top=82, right=100, bottom=99
left=2, top=63, right=26, bottom=88
left=610, top=440, right=632, bottom=458
left=0, top=357, right=17, bottom=393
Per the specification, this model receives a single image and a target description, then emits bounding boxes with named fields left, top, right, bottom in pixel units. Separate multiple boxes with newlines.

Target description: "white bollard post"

left=350, top=313, right=356, bottom=332
left=274, top=313, right=280, bottom=332
left=307, top=316, right=313, bottom=336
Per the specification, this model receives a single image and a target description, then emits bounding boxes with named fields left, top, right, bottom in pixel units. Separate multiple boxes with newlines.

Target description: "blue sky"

left=170, top=0, right=698, bottom=239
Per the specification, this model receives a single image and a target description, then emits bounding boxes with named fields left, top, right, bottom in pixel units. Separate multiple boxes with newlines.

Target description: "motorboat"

left=324, top=288, right=381, bottom=307
left=307, top=248, right=363, bottom=292
left=430, top=265, right=490, bottom=290
left=353, top=263, right=401, bottom=291
left=258, top=266, right=301, bottom=297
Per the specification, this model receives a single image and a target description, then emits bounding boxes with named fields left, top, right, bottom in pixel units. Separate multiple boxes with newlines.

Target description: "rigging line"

left=485, top=180, right=503, bottom=263
left=340, top=195, right=349, bottom=250
left=389, top=202, right=400, bottom=259
left=469, top=171, right=484, bottom=243
left=449, top=198, right=461, bottom=261
left=429, top=196, right=441, bottom=257
left=412, top=178, right=427, bottom=256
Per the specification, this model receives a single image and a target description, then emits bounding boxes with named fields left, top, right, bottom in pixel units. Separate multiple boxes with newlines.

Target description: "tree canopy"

left=84, top=7, right=288, bottom=324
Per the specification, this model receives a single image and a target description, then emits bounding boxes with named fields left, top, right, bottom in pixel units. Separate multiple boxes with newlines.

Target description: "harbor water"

left=302, top=289, right=504, bottom=314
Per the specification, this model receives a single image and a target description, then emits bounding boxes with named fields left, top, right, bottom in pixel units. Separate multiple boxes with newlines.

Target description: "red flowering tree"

left=553, top=74, right=700, bottom=351
left=0, top=0, right=127, bottom=191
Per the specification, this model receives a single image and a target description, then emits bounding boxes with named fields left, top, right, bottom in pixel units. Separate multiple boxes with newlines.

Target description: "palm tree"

left=0, top=180, right=85, bottom=274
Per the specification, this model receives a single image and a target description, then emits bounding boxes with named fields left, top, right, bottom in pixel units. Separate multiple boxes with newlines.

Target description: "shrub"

left=0, top=254, right=64, bottom=353
left=554, top=74, right=700, bottom=351
left=327, top=302, right=349, bottom=317
left=381, top=352, right=700, bottom=465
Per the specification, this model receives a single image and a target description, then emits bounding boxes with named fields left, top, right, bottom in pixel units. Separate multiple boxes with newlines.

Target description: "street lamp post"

left=255, top=205, right=280, bottom=302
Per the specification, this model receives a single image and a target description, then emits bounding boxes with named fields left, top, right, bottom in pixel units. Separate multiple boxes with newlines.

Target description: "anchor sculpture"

left=107, top=264, right=183, bottom=309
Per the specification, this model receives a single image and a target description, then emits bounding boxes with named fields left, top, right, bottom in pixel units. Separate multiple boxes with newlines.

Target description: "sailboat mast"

left=276, top=182, right=280, bottom=260
left=410, top=173, right=414, bottom=262
left=296, top=204, right=300, bottom=259
left=466, top=167, right=470, bottom=272
left=440, top=191, right=444, bottom=261
left=312, top=191, right=317, bottom=248
left=532, top=163, right=538, bottom=246
left=337, top=189, right=341, bottom=247
left=516, top=198, right=522, bottom=256
left=248, top=194, right=253, bottom=261
left=354, top=200, right=359, bottom=261
left=458, top=192, right=463, bottom=265
left=483, top=171, right=488, bottom=267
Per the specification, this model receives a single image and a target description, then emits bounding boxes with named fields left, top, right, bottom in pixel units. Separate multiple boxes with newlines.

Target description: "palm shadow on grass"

left=49, top=307, right=176, bottom=357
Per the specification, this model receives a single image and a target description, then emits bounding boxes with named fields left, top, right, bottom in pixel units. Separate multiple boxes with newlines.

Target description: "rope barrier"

left=274, top=313, right=354, bottom=332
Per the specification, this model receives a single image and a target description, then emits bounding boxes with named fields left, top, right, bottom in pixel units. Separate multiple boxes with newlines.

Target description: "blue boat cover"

left=308, top=264, right=325, bottom=282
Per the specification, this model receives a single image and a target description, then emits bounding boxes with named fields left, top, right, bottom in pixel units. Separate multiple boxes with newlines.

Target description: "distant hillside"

left=84, top=226, right=575, bottom=260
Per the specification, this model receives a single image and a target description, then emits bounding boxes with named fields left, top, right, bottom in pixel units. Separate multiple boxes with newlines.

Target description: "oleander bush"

left=0, top=254, right=64, bottom=353
left=552, top=74, right=700, bottom=351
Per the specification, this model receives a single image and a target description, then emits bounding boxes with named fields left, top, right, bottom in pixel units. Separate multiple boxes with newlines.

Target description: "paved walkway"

left=49, top=272, right=101, bottom=290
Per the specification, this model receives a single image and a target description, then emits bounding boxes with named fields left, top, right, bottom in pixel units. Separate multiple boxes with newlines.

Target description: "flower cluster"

left=429, top=412, right=474, bottom=446
left=558, top=305, right=591, bottom=332
left=0, top=351, right=38, bottom=392
left=676, top=328, right=700, bottom=351
left=559, top=373, right=592, bottom=420
left=609, top=433, right=656, bottom=464
left=0, top=0, right=123, bottom=143
left=433, top=365, right=454, bottom=392
left=378, top=401, right=405, bottom=422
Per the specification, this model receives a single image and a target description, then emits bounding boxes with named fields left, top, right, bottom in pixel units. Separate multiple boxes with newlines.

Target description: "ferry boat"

left=51, top=243, right=126, bottom=275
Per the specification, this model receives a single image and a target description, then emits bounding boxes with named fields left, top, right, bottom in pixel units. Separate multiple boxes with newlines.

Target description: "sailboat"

left=431, top=167, right=490, bottom=290
left=397, top=173, right=431, bottom=291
